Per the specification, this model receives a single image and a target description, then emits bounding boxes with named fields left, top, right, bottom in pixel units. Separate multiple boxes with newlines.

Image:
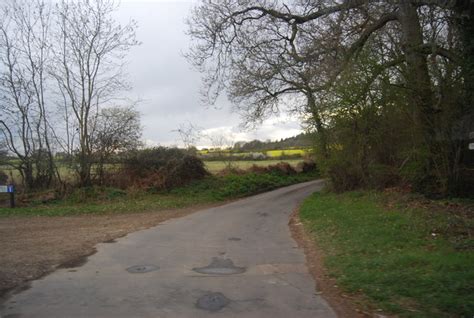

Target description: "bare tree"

left=0, top=0, right=57, bottom=190
left=206, top=132, right=236, bottom=170
left=172, top=122, right=204, bottom=151
left=52, top=0, right=139, bottom=186
left=91, top=105, right=141, bottom=184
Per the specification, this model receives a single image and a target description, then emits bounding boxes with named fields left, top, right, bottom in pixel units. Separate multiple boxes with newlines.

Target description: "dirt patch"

left=0, top=203, right=222, bottom=299
left=289, top=208, right=373, bottom=318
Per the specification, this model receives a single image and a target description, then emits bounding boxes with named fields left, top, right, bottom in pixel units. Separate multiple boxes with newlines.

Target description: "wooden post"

left=1, top=185, right=15, bottom=208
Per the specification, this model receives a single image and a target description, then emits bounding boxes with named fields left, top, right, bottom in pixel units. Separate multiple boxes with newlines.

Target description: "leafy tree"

left=187, top=0, right=473, bottom=195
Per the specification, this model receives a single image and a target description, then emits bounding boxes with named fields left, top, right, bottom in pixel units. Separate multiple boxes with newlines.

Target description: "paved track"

left=1, top=180, right=336, bottom=318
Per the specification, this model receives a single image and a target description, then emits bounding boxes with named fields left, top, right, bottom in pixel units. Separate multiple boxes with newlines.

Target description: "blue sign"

left=0, top=185, right=14, bottom=193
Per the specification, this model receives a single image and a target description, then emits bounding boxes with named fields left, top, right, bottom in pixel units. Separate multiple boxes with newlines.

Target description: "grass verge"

left=0, top=171, right=317, bottom=217
left=299, top=191, right=474, bottom=317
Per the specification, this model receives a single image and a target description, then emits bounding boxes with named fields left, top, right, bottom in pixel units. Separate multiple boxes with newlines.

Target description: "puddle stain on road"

left=196, top=292, right=230, bottom=312
left=192, top=257, right=246, bottom=275
left=125, top=265, right=159, bottom=274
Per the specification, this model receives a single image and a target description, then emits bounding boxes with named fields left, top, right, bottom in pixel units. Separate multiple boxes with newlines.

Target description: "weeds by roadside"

left=300, top=191, right=474, bottom=317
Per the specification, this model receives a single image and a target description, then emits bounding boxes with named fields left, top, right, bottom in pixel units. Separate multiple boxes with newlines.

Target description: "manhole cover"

left=193, top=257, right=246, bottom=275
left=196, top=292, right=230, bottom=312
left=126, top=265, right=159, bottom=273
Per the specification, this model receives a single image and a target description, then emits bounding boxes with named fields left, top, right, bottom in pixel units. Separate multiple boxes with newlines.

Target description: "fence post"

left=8, top=185, right=14, bottom=208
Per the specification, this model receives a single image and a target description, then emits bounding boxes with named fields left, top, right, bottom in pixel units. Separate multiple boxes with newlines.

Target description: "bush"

left=158, top=156, right=209, bottom=189
left=398, top=149, right=443, bottom=195
left=247, top=164, right=269, bottom=174
left=325, top=157, right=364, bottom=192
left=267, top=162, right=296, bottom=175
left=118, top=147, right=209, bottom=190
left=216, top=165, right=247, bottom=176
left=296, top=160, right=318, bottom=173
left=123, top=147, right=191, bottom=177
left=179, top=172, right=309, bottom=200
left=366, top=163, right=399, bottom=189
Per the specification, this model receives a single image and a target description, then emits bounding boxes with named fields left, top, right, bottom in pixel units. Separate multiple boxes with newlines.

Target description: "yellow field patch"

left=265, top=149, right=309, bottom=157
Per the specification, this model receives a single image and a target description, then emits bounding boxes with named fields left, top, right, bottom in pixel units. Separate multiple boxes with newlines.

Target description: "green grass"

left=204, top=159, right=303, bottom=174
left=173, top=170, right=316, bottom=200
left=300, top=191, right=474, bottom=317
left=0, top=171, right=318, bottom=217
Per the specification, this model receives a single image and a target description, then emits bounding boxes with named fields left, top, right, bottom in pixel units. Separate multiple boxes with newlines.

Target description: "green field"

left=204, top=159, right=304, bottom=173
left=0, top=164, right=105, bottom=183
left=300, top=191, right=474, bottom=317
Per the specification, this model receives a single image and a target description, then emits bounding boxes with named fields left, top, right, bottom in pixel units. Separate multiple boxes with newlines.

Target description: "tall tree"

left=187, top=0, right=471, bottom=194
left=52, top=0, right=139, bottom=186
left=0, top=0, right=57, bottom=190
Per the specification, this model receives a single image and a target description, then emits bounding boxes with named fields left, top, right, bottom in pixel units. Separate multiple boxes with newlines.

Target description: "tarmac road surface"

left=0, top=180, right=336, bottom=318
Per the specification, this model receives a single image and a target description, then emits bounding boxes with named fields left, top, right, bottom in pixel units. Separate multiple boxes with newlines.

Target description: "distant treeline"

left=201, top=133, right=313, bottom=153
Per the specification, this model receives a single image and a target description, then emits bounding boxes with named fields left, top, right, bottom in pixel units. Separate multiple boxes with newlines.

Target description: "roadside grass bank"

left=0, top=170, right=318, bottom=217
left=299, top=191, right=474, bottom=317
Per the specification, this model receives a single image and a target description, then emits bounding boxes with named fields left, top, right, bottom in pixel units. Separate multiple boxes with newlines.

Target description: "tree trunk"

left=78, top=150, right=92, bottom=187
left=398, top=1, right=440, bottom=192
left=307, top=92, right=329, bottom=159
left=21, top=161, right=34, bottom=191
left=450, top=3, right=474, bottom=194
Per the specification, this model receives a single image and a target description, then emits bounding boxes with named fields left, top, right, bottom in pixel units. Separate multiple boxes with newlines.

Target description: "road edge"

left=289, top=207, right=371, bottom=318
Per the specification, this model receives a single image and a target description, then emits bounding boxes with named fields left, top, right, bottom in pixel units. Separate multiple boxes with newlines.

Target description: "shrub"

left=158, top=156, right=209, bottom=189
left=217, top=165, right=247, bottom=176
left=119, top=147, right=209, bottom=190
left=247, top=164, right=269, bottom=174
left=123, top=147, right=190, bottom=177
left=267, top=162, right=296, bottom=175
left=325, top=157, right=364, bottom=192
left=398, top=149, right=442, bottom=195
left=366, top=163, right=400, bottom=189
left=296, top=160, right=318, bottom=173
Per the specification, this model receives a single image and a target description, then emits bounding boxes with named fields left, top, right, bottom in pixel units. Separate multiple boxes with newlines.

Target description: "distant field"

left=1, top=159, right=306, bottom=181
left=204, top=159, right=303, bottom=174
left=0, top=164, right=103, bottom=183
left=265, top=149, right=309, bottom=157
left=198, top=148, right=312, bottom=158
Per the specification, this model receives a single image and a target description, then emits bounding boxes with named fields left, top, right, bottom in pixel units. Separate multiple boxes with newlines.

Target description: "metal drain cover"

left=196, top=292, right=230, bottom=312
left=126, top=265, right=159, bottom=273
left=193, top=257, right=246, bottom=275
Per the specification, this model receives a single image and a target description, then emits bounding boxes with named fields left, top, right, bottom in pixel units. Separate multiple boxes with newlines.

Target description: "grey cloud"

left=115, top=1, right=302, bottom=147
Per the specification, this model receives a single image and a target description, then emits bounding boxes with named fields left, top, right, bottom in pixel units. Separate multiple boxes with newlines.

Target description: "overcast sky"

left=115, top=0, right=303, bottom=148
